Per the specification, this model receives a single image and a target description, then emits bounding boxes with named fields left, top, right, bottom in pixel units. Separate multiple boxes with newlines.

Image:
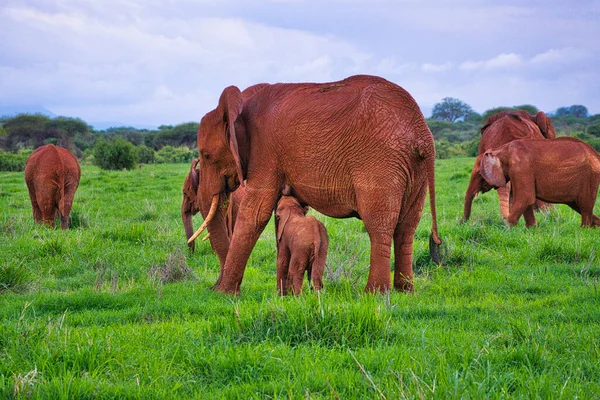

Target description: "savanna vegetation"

left=1, top=158, right=599, bottom=398
left=1, top=100, right=600, bottom=171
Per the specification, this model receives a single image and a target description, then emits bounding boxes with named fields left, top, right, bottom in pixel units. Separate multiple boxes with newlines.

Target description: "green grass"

left=1, top=159, right=599, bottom=398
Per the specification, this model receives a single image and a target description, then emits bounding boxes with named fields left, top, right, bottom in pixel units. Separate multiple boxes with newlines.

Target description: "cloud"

left=459, top=53, right=524, bottom=71
left=422, top=62, right=454, bottom=73
left=1, top=0, right=599, bottom=126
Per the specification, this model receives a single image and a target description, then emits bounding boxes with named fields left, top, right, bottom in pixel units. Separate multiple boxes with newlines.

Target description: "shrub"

left=93, top=138, right=137, bottom=170
left=587, top=123, right=600, bottom=138
left=0, top=148, right=33, bottom=172
left=136, top=145, right=156, bottom=164
left=155, top=146, right=196, bottom=164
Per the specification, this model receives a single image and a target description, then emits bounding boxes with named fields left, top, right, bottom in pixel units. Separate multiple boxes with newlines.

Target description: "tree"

left=431, top=98, right=474, bottom=122
left=554, top=105, right=589, bottom=118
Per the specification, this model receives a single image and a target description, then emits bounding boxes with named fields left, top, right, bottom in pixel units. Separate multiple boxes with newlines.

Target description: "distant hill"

left=0, top=105, right=56, bottom=118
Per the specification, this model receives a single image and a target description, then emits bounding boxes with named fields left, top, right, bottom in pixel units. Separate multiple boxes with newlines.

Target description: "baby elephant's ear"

left=277, top=209, right=291, bottom=243
left=480, top=152, right=506, bottom=188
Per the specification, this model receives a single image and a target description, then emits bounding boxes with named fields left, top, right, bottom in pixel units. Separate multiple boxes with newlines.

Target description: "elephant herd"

left=23, top=74, right=600, bottom=296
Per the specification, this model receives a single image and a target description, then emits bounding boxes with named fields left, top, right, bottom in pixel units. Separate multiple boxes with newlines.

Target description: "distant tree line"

left=0, top=114, right=199, bottom=170
left=1, top=100, right=599, bottom=170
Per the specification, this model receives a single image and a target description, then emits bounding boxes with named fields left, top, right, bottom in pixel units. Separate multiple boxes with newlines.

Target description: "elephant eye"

left=203, top=153, right=210, bottom=160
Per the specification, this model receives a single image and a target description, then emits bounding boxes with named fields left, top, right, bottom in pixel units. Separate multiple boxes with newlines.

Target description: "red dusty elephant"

left=275, top=195, right=328, bottom=296
left=24, top=144, right=81, bottom=229
left=181, top=158, right=245, bottom=256
left=480, top=137, right=600, bottom=227
left=188, top=75, right=443, bottom=294
left=462, top=110, right=557, bottom=222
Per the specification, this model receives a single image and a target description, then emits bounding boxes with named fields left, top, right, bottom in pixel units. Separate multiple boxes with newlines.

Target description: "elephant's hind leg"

left=358, top=192, right=403, bottom=293
left=393, top=183, right=427, bottom=293
left=26, top=184, right=43, bottom=223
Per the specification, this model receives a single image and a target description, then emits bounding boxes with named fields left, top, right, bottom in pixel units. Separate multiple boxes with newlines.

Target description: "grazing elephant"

left=480, top=137, right=600, bottom=227
left=188, top=75, right=443, bottom=294
left=462, top=110, right=556, bottom=222
left=275, top=195, right=328, bottom=295
left=24, top=144, right=81, bottom=229
left=181, top=158, right=245, bottom=256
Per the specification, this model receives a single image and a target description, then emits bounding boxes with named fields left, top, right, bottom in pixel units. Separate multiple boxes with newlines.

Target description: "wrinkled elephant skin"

left=480, top=137, right=600, bottom=227
left=194, top=75, right=443, bottom=294
left=462, top=110, right=556, bottom=222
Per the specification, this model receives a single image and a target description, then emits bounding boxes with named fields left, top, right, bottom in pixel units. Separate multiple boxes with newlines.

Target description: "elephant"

left=480, top=137, right=600, bottom=227
left=462, top=110, right=557, bottom=222
left=24, top=144, right=81, bottom=229
left=275, top=195, right=328, bottom=295
left=187, top=74, right=443, bottom=294
left=181, top=158, right=245, bottom=255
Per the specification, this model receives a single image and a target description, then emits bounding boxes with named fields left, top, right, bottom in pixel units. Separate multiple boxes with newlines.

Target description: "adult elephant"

left=188, top=75, right=443, bottom=294
left=461, top=110, right=556, bottom=222
left=24, top=144, right=81, bottom=229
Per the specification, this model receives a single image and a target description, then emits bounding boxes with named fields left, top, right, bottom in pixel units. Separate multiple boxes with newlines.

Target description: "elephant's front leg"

left=216, top=187, right=279, bottom=294
left=276, top=246, right=291, bottom=295
left=497, top=183, right=511, bottom=221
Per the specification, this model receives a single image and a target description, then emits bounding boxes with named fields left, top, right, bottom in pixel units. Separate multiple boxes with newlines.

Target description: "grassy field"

left=1, top=158, right=599, bottom=399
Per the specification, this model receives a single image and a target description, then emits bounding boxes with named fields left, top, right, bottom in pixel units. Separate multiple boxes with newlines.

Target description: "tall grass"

left=0, top=159, right=599, bottom=398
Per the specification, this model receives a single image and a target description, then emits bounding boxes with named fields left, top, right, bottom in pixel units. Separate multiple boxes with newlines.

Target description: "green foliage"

left=0, top=148, right=33, bottom=172
left=587, top=123, right=600, bottom=138
left=555, top=105, right=589, bottom=118
left=92, top=138, right=137, bottom=170
left=1, top=161, right=599, bottom=397
left=149, top=122, right=198, bottom=148
left=0, top=125, right=7, bottom=137
left=431, top=97, right=474, bottom=122
left=136, top=144, right=156, bottom=164
left=155, top=145, right=196, bottom=164
left=2, top=114, right=91, bottom=152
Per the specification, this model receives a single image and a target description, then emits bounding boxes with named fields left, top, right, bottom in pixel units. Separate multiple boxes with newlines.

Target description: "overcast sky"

left=2, top=0, right=599, bottom=128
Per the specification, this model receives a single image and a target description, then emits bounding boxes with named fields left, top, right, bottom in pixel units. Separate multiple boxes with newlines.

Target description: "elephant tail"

left=423, top=139, right=444, bottom=264
left=56, top=155, right=67, bottom=218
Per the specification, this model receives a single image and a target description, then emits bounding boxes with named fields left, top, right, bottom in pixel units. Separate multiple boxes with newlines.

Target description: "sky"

left=1, top=0, right=599, bottom=128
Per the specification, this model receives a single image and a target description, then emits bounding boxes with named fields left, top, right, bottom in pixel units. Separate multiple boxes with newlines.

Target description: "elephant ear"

left=276, top=207, right=292, bottom=244
left=190, top=158, right=200, bottom=191
left=535, top=111, right=556, bottom=139
left=217, top=86, right=245, bottom=187
left=480, top=152, right=506, bottom=188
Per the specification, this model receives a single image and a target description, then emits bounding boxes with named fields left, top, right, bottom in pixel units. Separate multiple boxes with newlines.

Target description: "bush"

left=587, top=123, right=600, bottom=138
left=136, top=145, right=156, bottom=164
left=93, top=138, right=137, bottom=170
left=0, top=148, right=33, bottom=172
left=155, top=146, right=196, bottom=164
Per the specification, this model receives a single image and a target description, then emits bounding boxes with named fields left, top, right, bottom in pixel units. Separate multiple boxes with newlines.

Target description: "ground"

left=0, top=159, right=599, bottom=398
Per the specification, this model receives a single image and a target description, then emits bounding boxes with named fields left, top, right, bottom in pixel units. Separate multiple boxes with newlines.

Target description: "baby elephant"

left=275, top=196, right=329, bottom=295
left=480, top=137, right=600, bottom=227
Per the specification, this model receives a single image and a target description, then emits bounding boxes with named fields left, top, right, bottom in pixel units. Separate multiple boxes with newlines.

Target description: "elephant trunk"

left=461, top=155, right=486, bottom=222
left=182, top=199, right=195, bottom=252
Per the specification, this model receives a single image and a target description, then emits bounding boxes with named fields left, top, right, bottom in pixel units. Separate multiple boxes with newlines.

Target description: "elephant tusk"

left=187, top=195, right=219, bottom=243
left=202, top=233, right=210, bottom=241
